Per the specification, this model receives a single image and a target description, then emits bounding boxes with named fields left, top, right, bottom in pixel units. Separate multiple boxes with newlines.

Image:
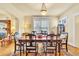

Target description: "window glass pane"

left=33, top=16, right=49, bottom=33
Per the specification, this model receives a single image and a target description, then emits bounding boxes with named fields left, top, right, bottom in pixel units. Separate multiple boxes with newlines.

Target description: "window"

left=32, top=16, right=50, bottom=33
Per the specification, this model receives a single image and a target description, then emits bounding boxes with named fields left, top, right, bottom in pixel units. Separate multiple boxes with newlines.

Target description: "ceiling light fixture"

left=41, top=3, right=47, bottom=15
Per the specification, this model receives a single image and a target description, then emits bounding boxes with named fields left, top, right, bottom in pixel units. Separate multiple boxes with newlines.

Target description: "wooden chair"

left=40, top=31, right=48, bottom=35
left=14, top=33, right=25, bottom=56
left=46, top=34, right=62, bottom=56
left=60, top=32, right=68, bottom=52
left=25, top=34, right=37, bottom=56
left=31, top=31, right=37, bottom=35
left=45, top=34, right=57, bottom=56
left=43, top=31, right=48, bottom=35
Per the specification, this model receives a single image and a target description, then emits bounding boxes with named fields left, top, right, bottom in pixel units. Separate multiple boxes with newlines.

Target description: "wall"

left=24, top=16, right=32, bottom=33
left=59, top=4, right=79, bottom=47
left=75, top=16, right=79, bottom=47
left=50, top=16, right=58, bottom=34
left=0, top=12, right=58, bottom=35
left=24, top=16, right=58, bottom=34
left=10, top=17, right=19, bottom=34
left=0, top=13, right=19, bottom=34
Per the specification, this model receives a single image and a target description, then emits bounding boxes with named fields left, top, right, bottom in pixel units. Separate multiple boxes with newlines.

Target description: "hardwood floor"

left=0, top=40, right=14, bottom=56
left=0, top=41, right=79, bottom=56
left=68, top=45, right=79, bottom=56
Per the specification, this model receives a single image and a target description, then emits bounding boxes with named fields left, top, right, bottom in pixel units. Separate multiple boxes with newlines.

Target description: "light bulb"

left=41, top=10, right=47, bottom=15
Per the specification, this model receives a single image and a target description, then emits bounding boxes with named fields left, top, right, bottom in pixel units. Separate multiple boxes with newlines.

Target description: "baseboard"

left=68, top=43, right=79, bottom=48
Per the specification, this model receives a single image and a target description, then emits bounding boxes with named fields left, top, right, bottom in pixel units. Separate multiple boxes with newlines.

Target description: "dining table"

left=18, top=38, right=62, bottom=56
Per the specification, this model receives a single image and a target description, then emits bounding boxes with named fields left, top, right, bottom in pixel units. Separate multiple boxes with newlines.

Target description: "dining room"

left=0, top=3, right=79, bottom=56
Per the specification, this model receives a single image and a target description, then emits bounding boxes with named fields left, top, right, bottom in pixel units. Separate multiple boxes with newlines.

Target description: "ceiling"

left=0, top=3, right=75, bottom=18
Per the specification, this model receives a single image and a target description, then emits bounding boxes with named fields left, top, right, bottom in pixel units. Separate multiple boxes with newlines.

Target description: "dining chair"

left=31, top=31, right=37, bottom=35
left=25, top=34, right=37, bottom=56
left=44, top=31, right=48, bottom=35
left=59, top=32, right=68, bottom=52
left=14, top=32, right=25, bottom=56
left=45, top=34, right=57, bottom=56
left=40, top=31, right=48, bottom=35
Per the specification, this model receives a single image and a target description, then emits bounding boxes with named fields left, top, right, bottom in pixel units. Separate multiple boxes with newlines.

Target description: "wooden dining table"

left=18, top=39, right=62, bottom=56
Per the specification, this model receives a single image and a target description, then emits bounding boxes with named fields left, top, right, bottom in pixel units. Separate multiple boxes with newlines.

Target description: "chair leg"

left=14, top=45, right=16, bottom=55
left=58, top=43, right=61, bottom=56
left=20, top=46, right=22, bottom=56
left=66, top=44, right=68, bottom=52
left=35, top=48, right=37, bottom=56
left=45, top=51, right=47, bottom=56
left=43, top=46, right=46, bottom=56
left=44, top=49, right=47, bottom=56
left=55, top=43, right=57, bottom=56
left=55, top=48, right=57, bottom=56
left=26, top=45, right=28, bottom=56
left=23, top=45, right=24, bottom=54
left=35, top=52, right=37, bottom=56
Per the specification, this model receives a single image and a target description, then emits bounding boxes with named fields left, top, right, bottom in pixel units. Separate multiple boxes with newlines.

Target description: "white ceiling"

left=0, top=3, right=74, bottom=17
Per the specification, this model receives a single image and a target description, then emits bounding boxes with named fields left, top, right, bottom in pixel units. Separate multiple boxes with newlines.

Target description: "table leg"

left=26, top=44, right=27, bottom=56
left=58, top=43, right=61, bottom=56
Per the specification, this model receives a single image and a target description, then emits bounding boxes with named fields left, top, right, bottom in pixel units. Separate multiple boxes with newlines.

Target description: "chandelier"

left=40, top=3, right=47, bottom=15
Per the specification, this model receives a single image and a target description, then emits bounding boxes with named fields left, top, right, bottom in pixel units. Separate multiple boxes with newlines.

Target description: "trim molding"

left=68, top=43, right=79, bottom=48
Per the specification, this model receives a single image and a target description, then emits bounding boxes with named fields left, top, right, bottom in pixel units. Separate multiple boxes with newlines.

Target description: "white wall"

left=23, top=16, right=58, bottom=34
left=59, top=4, right=79, bottom=47
left=24, top=16, right=32, bottom=33
left=50, top=16, right=58, bottom=34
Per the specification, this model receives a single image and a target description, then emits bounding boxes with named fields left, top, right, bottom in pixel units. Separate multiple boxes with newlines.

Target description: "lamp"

left=41, top=3, right=47, bottom=15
